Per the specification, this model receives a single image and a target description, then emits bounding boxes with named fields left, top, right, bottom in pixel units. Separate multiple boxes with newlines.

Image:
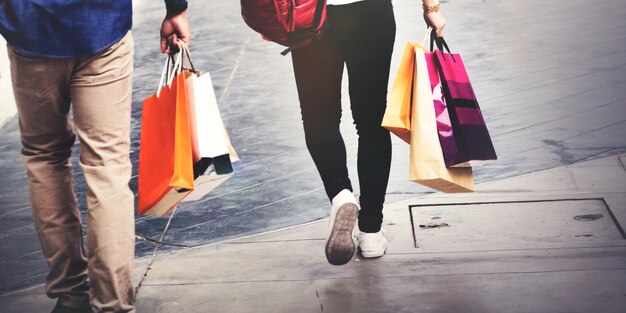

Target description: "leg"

left=292, top=8, right=362, bottom=265
left=345, top=0, right=396, bottom=233
left=71, top=32, right=135, bottom=313
left=8, top=47, right=90, bottom=308
left=291, top=18, right=351, bottom=201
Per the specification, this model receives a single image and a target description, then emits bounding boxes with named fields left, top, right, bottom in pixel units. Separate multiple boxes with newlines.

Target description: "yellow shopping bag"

left=382, top=42, right=419, bottom=144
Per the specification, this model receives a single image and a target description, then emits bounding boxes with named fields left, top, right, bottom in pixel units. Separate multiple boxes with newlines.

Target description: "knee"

left=21, top=131, right=76, bottom=165
left=79, top=140, right=131, bottom=167
left=355, top=121, right=389, bottom=139
left=301, top=110, right=341, bottom=140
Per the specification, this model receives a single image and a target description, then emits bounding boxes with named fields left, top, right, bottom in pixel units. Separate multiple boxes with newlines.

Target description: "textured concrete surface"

left=0, top=0, right=625, bottom=307
left=4, top=154, right=624, bottom=312
left=128, top=154, right=626, bottom=313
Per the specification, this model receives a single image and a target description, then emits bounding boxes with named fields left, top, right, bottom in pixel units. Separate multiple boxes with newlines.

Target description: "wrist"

left=166, top=9, right=187, bottom=19
left=165, top=0, right=188, bottom=16
left=422, top=2, right=440, bottom=13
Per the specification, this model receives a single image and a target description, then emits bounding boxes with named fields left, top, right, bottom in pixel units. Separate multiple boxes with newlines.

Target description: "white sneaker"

left=326, top=190, right=359, bottom=266
left=357, top=230, right=388, bottom=258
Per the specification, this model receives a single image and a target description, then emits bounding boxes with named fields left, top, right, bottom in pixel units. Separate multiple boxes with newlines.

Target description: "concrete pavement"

left=133, top=155, right=626, bottom=313
left=3, top=154, right=625, bottom=312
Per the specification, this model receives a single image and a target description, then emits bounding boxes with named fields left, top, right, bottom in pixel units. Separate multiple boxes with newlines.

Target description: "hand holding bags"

left=138, top=52, right=195, bottom=216
left=385, top=27, right=498, bottom=192
left=138, top=44, right=237, bottom=216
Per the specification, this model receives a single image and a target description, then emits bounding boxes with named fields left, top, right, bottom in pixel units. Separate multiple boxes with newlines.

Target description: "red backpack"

left=241, top=0, right=328, bottom=55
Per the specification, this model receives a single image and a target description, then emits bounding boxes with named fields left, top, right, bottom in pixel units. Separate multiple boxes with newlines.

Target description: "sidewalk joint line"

left=217, top=31, right=252, bottom=106
left=387, top=244, right=626, bottom=255
left=140, top=267, right=626, bottom=287
left=134, top=206, right=180, bottom=298
left=135, top=235, right=191, bottom=248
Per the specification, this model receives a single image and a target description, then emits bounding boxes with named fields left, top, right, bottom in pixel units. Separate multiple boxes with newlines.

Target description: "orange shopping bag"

left=138, top=56, right=194, bottom=216
left=382, top=42, right=419, bottom=143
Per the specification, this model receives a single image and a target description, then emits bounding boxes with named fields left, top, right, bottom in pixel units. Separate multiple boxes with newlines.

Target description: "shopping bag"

left=424, top=51, right=470, bottom=167
left=382, top=42, right=417, bottom=143
left=183, top=70, right=233, bottom=202
left=180, top=44, right=237, bottom=201
left=182, top=154, right=234, bottom=201
left=185, top=69, right=230, bottom=160
left=138, top=61, right=194, bottom=216
left=432, top=35, right=497, bottom=165
left=409, top=48, right=474, bottom=192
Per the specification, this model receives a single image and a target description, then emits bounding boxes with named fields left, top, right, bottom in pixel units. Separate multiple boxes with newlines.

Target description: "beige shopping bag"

left=409, top=48, right=474, bottom=192
left=180, top=43, right=238, bottom=202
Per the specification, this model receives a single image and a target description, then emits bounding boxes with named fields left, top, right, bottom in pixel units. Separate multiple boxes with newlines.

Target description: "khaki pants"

left=8, top=32, right=136, bottom=313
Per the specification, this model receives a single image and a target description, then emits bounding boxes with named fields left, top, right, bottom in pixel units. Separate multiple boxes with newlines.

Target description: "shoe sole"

left=325, top=203, right=359, bottom=266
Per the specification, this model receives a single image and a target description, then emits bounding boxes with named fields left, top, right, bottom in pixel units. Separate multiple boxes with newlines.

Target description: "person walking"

left=290, top=0, right=446, bottom=265
left=0, top=1, right=189, bottom=312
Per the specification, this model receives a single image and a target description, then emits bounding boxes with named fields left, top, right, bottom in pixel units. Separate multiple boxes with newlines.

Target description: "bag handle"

left=169, top=48, right=184, bottom=85
left=156, top=55, right=171, bottom=97
left=421, top=27, right=433, bottom=47
left=177, top=40, right=196, bottom=74
left=156, top=51, right=182, bottom=97
left=156, top=40, right=196, bottom=97
left=429, top=29, right=456, bottom=62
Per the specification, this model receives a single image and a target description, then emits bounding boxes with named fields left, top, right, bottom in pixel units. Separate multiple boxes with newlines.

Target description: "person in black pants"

left=291, top=0, right=446, bottom=265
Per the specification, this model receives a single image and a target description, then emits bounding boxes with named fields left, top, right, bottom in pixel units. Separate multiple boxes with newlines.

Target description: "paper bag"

left=409, top=49, right=474, bottom=192
left=382, top=42, right=417, bottom=143
left=138, top=72, right=195, bottom=216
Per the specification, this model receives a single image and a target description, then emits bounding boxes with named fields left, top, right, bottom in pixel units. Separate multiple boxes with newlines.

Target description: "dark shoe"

left=51, top=301, right=92, bottom=313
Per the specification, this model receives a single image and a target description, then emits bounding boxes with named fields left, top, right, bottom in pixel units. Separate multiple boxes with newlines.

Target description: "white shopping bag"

left=186, top=71, right=230, bottom=160
left=179, top=43, right=238, bottom=202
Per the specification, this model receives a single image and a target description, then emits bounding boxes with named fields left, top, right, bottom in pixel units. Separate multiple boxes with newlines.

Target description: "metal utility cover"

left=410, top=199, right=625, bottom=252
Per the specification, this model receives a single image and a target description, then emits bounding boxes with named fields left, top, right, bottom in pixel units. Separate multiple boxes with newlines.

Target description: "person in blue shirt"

left=0, top=1, right=189, bottom=312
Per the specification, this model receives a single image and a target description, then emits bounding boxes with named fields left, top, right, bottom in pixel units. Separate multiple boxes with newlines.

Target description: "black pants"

left=292, top=0, right=396, bottom=233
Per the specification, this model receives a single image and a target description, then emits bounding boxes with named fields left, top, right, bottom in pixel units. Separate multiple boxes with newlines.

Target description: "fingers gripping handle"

left=428, top=28, right=456, bottom=62
left=156, top=40, right=196, bottom=97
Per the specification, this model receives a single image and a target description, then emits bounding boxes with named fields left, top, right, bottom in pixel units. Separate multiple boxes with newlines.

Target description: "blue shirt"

left=0, top=0, right=188, bottom=58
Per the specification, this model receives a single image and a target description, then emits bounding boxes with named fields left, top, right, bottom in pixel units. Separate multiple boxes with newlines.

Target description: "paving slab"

left=136, top=263, right=626, bottom=313
left=126, top=154, right=626, bottom=312
left=410, top=199, right=624, bottom=251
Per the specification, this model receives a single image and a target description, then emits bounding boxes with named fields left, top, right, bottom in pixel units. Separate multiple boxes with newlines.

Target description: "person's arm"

left=422, top=0, right=446, bottom=37
left=160, top=0, right=190, bottom=53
